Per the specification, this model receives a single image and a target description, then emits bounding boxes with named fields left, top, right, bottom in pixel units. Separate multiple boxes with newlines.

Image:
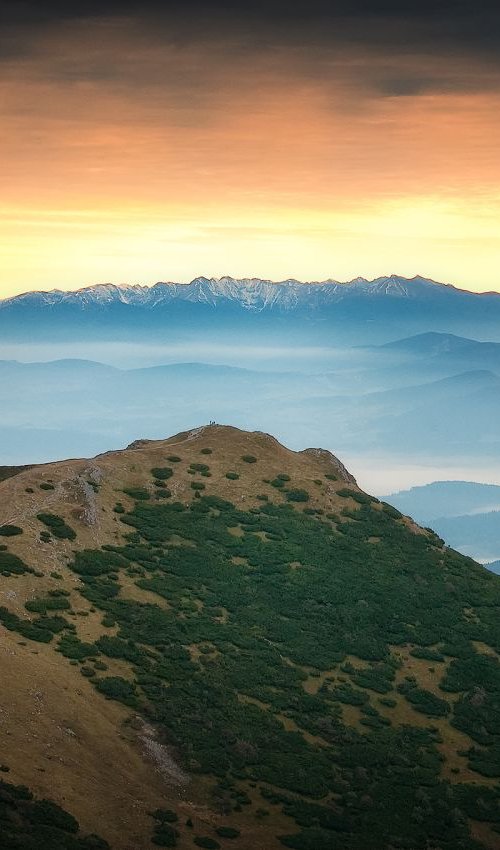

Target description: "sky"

left=1, top=0, right=500, bottom=296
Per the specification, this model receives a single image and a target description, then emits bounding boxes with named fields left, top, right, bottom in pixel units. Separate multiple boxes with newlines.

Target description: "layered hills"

left=386, top=482, right=500, bottom=565
left=1, top=426, right=500, bottom=849
left=1, top=334, right=500, bottom=470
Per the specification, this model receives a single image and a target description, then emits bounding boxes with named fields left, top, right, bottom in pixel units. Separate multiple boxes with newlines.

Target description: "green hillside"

left=1, top=426, right=500, bottom=849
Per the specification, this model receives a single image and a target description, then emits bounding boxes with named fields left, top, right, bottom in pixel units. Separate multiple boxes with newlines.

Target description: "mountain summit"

left=2, top=425, right=500, bottom=850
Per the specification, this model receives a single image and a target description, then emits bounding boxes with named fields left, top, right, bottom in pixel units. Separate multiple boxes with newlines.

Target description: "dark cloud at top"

left=1, top=0, right=500, bottom=97
left=2, top=0, right=499, bottom=42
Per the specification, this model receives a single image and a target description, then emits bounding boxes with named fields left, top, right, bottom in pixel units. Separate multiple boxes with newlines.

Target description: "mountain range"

left=0, top=275, right=466, bottom=310
left=3, top=275, right=500, bottom=345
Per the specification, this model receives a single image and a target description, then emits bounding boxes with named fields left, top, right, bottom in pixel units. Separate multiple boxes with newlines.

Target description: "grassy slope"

left=0, top=425, right=500, bottom=850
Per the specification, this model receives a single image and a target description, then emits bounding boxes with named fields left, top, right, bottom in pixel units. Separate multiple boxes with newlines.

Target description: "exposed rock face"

left=76, top=468, right=103, bottom=527
left=125, top=439, right=154, bottom=450
left=301, top=447, right=357, bottom=485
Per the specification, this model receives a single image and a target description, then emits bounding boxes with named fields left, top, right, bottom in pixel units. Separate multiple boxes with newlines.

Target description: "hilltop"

left=2, top=426, right=500, bottom=850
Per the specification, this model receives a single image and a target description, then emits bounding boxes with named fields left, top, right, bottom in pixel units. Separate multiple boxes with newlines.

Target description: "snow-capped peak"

left=0, top=275, right=460, bottom=313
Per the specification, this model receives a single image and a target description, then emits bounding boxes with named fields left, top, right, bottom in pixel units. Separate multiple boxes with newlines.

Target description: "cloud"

left=3, top=0, right=500, bottom=66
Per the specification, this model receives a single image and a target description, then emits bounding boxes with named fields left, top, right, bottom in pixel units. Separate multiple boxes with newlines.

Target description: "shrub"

left=215, top=826, right=240, bottom=838
left=279, top=828, right=344, bottom=849
left=330, top=683, right=368, bottom=706
left=153, top=809, right=179, bottom=823
left=37, top=513, right=76, bottom=541
left=114, top=503, right=125, bottom=514
left=285, top=489, right=310, bottom=503
left=191, top=482, right=206, bottom=491
left=51, top=589, right=70, bottom=598
left=167, top=455, right=182, bottom=463
left=379, top=697, right=397, bottom=708
left=271, top=479, right=286, bottom=489
left=350, top=663, right=395, bottom=694
left=0, top=550, right=32, bottom=576
left=381, top=501, right=403, bottom=519
left=39, top=482, right=55, bottom=490
left=0, top=525, right=23, bottom=537
left=95, top=676, right=138, bottom=707
left=0, top=607, right=54, bottom=643
left=152, top=823, right=179, bottom=847
left=26, top=596, right=70, bottom=614
left=194, top=838, right=220, bottom=849
left=325, top=473, right=337, bottom=481
left=200, top=448, right=213, bottom=455
left=241, top=455, right=257, bottom=463
left=102, top=614, right=116, bottom=628
left=337, top=488, right=372, bottom=505
left=410, top=647, right=445, bottom=662
left=123, top=487, right=150, bottom=501
left=58, top=635, right=97, bottom=660
left=190, top=463, right=210, bottom=473
left=397, top=681, right=450, bottom=717
left=151, top=467, right=173, bottom=480
left=225, top=472, right=240, bottom=480
left=24, top=797, right=79, bottom=833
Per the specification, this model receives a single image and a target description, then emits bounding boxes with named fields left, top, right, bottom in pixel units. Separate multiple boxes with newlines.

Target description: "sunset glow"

left=2, top=4, right=500, bottom=295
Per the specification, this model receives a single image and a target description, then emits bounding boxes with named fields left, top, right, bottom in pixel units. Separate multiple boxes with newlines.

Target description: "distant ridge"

left=386, top=480, right=500, bottom=519
left=381, top=332, right=500, bottom=355
left=0, top=274, right=474, bottom=312
left=3, top=274, right=500, bottom=345
left=386, top=481, right=500, bottom=566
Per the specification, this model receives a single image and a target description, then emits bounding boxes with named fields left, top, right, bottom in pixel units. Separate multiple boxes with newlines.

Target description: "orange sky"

left=1, top=13, right=500, bottom=295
